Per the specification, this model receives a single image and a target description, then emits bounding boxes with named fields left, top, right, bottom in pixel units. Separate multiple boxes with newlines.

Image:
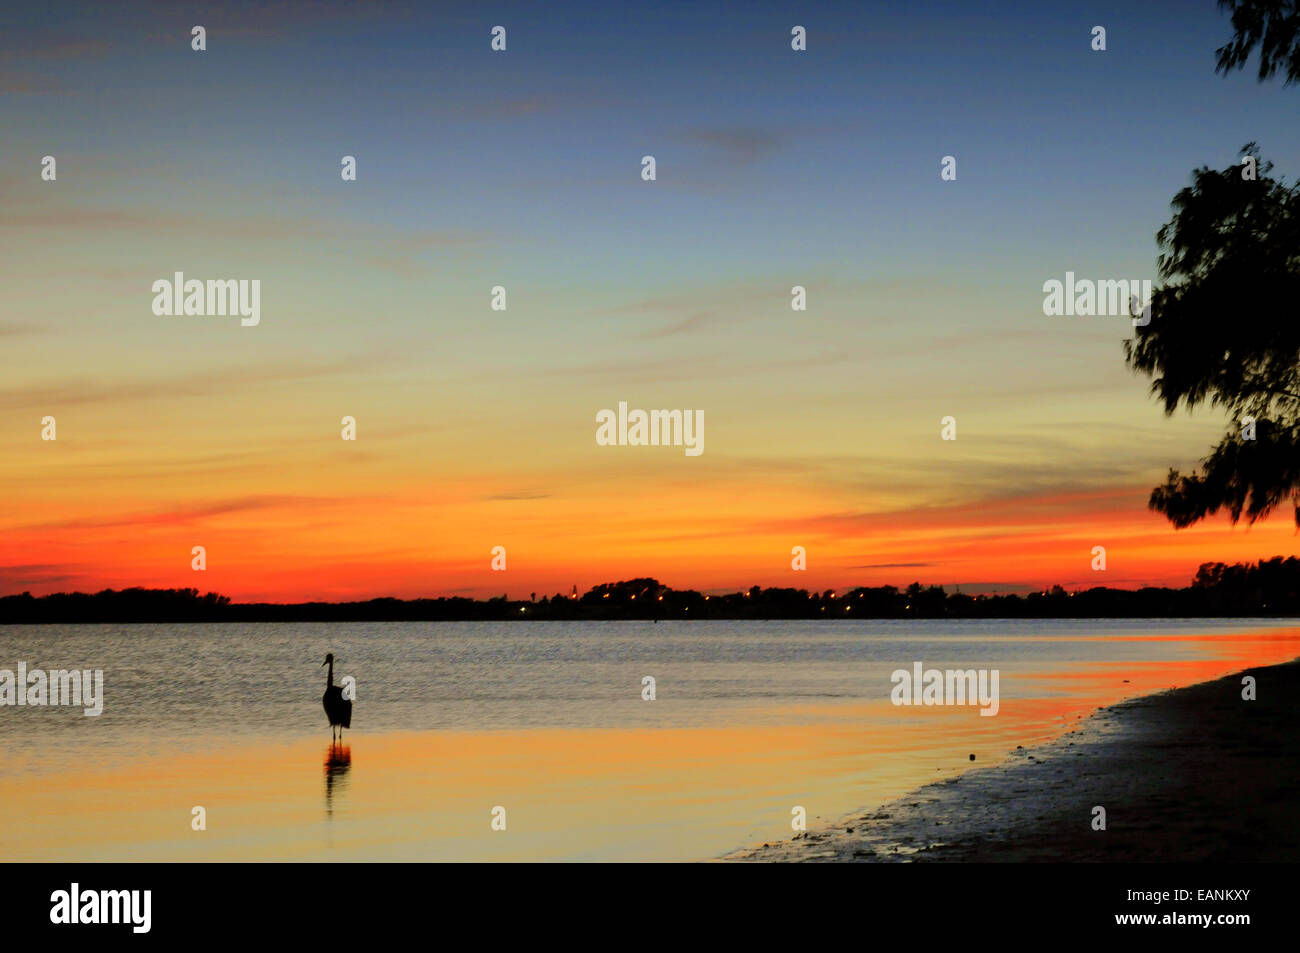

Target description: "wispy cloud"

left=15, top=494, right=344, bottom=533
left=640, top=310, right=718, bottom=338
left=0, top=36, right=110, bottom=61
left=680, top=127, right=786, bottom=166
left=0, top=564, right=83, bottom=590
left=0, top=356, right=393, bottom=412
left=849, top=562, right=934, bottom=569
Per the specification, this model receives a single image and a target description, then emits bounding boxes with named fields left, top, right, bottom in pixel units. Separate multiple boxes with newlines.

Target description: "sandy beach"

left=729, top=657, right=1300, bottom=862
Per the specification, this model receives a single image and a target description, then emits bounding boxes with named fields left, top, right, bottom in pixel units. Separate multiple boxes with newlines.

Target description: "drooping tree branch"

left=1215, top=0, right=1300, bottom=85
left=1127, top=145, right=1300, bottom=527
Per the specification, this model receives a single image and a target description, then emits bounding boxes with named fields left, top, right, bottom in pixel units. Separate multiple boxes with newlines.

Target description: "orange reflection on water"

left=0, top=629, right=1296, bottom=861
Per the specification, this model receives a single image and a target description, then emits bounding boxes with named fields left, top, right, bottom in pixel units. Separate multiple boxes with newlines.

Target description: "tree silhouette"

left=1125, top=145, right=1300, bottom=527
left=5, top=563, right=1300, bottom=620
left=1215, top=1, right=1300, bottom=85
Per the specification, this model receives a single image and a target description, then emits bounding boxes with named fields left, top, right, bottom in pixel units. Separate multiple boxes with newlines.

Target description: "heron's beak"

left=321, top=660, right=328, bottom=666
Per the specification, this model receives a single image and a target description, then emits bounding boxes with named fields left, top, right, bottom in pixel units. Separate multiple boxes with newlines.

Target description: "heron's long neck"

left=326, top=659, right=334, bottom=687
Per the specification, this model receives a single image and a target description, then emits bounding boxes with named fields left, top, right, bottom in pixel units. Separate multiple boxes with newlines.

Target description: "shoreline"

left=726, top=657, right=1300, bottom=862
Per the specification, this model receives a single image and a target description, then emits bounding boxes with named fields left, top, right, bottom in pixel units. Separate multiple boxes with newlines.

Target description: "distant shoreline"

left=6, top=614, right=1300, bottom=626
left=5, top=559, right=1300, bottom=623
left=727, top=657, right=1300, bottom=862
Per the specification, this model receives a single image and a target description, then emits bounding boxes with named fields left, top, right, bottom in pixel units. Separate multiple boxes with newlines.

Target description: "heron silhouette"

left=321, top=653, right=352, bottom=741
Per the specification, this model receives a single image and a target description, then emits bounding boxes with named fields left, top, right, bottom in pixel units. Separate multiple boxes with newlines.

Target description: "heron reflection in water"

left=323, top=741, right=351, bottom=817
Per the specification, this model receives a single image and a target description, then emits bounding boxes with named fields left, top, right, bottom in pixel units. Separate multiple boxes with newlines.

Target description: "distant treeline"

left=3, top=558, right=1300, bottom=623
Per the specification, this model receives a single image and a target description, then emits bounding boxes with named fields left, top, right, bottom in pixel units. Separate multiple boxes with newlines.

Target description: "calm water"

left=1, top=619, right=1297, bottom=861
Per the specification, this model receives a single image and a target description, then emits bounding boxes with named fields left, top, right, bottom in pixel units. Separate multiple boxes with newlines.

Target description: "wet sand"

left=729, top=658, right=1300, bottom=862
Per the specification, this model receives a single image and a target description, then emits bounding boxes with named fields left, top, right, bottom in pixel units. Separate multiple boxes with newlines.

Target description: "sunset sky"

left=3, top=0, right=1298, bottom=601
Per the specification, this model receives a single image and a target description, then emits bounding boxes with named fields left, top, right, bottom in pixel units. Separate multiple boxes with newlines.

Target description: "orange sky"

left=5, top=454, right=1296, bottom=601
